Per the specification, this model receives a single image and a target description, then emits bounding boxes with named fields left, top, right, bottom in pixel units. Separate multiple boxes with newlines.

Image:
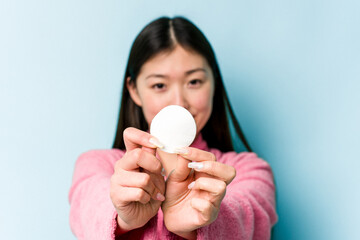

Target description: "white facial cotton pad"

left=150, top=105, right=197, bottom=153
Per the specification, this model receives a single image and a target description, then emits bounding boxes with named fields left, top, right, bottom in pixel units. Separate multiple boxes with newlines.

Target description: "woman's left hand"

left=161, top=147, right=236, bottom=239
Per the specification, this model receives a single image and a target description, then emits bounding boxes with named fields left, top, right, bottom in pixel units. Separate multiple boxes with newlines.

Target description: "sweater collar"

left=190, top=133, right=209, bottom=151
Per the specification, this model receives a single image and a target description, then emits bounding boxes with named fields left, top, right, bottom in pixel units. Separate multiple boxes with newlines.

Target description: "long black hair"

left=113, top=16, right=252, bottom=152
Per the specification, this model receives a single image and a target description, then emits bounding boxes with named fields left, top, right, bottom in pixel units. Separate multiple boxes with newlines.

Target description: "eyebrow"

left=185, top=68, right=207, bottom=75
left=145, top=68, right=207, bottom=80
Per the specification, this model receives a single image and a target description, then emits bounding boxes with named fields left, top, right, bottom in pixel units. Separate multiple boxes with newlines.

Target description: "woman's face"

left=127, top=45, right=215, bottom=135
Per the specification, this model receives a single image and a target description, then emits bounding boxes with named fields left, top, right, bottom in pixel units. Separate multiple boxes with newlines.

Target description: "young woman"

left=69, top=16, right=278, bottom=240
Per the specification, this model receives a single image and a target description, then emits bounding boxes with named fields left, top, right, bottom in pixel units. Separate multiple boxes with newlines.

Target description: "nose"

left=172, top=86, right=189, bottom=109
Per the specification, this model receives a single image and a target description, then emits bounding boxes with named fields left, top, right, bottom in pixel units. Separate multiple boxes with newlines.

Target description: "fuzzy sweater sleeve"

left=68, top=149, right=124, bottom=240
left=197, top=151, right=278, bottom=240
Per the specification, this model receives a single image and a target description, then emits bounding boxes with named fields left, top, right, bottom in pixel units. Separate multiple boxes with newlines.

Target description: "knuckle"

left=109, top=185, right=120, bottom=202
left=130, top=148, right=141, bottom=159
left=135, top=189, right=145, bottom=201
left=110, top=174, right=117, bottom=184
left=194, top=216, right=203, bottom=226
left=208, top=162, right=217, bottom=174
left=110, top=195, right=120, bottom=208
left=204, top=200, right=212, bottom=210
left=114, top=159, right=123, bottom=170
left=202, top=203, right=213, bottom=222
left=109, top=188, right=115, bottom=199
left=190, top=149, right=199, bottom=159
left=228, top=166, right=236, bottom=182
left=123, top=127, right=132, bottom=138
left=209, top=153, right=216, bottom=162
left=217, top=181, right=227, bottom=194
left=140, top=174, right=151, bottom=186
left=202, top=213, right=211, bottom=222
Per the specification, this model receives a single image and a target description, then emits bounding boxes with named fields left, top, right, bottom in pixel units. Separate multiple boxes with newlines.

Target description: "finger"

left=112, top=172, right=165, bottom=201
left=123, top=127, right=164, bottom=151
left=112, top=186, right=151, bottom=205
left=188, top=177, right=226, bottom=207
left=167, top=155, right=192, bottom=182
left=142, top=146, right=156, bottom=155
left=116, top=149, right=162, bottom=174
left=188, top=161, right=236, bottom=185
left=143, top=170, right=165, bottom=194
left=190, top=197, right=218, bottom=224
left=174, top=147, right=216, bottom=162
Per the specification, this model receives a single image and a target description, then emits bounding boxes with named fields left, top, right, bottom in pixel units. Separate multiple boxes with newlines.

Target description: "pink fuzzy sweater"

left=69, top=135, right=278, bottom=239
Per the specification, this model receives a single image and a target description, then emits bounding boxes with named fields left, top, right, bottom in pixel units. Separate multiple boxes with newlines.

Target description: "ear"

left=126, top=77, right=142, bottom=107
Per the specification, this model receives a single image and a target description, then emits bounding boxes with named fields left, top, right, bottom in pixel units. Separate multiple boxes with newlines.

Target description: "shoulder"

left=209, top=148, right=258, bottom=163
left=209, top=148, right=271, bottom=170
left=76, top=149, right=126, bottom=168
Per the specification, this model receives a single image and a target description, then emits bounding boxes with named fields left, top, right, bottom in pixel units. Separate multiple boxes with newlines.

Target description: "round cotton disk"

left=150, top=105, right=197, bottom=153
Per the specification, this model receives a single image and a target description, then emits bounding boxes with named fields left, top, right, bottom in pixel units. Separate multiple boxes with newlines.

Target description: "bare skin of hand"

left=110, top=128, right=166, bottom=233
left=161, top=147, right=236, bottom=239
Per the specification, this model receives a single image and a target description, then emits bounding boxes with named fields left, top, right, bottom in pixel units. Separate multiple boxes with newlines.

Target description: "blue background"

left=1, top=1, right=359, bottom=239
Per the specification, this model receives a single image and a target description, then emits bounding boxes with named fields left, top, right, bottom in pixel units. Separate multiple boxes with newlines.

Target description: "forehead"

left=139, top=46, right=210, bottom=76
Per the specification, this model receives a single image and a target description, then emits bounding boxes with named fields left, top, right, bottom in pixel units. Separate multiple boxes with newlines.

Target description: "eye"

left=188, top=79, right=202, bottom=87
left=152, top=83, right=165, bottom=90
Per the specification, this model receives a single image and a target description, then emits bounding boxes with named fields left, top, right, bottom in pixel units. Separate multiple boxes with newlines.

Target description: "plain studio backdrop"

left=1, top=1, right=359, bottom=239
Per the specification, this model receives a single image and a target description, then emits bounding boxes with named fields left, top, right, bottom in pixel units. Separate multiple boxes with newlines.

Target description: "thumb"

left=167, top=155, right=191, bottom=182
left=142, top=146, right=156, bottom=156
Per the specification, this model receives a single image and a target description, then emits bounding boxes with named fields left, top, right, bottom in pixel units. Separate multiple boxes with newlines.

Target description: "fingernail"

left=149, top=138, right=164, bottom=149
left=156, top=193, right=165, bottom=201
left=188, top=181, right=195, bottom=189
left=174, top=147, right=189, bottom=155
left=188, top=162, right=203, bottom=170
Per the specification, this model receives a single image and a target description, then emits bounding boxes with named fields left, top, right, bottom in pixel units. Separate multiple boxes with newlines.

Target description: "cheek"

left=140, top=96, right=168, bottom=126
left=196, top=88, right=213, bottom=112
left=193, top=89, right=214, bottom=130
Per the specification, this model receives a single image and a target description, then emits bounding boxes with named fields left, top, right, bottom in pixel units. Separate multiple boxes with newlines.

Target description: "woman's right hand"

left=110, top=127, right=165, bottom=233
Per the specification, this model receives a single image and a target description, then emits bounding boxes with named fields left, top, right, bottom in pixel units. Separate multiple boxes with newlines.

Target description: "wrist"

left=115, top=215, right=133, bottom=235
left=173, top=230, right=197, bottom=240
